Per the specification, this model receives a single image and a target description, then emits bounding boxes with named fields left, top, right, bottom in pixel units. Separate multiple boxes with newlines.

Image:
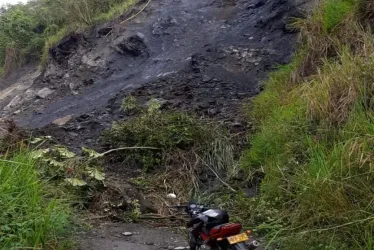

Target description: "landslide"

left=0, top=0, right=311, bottom=150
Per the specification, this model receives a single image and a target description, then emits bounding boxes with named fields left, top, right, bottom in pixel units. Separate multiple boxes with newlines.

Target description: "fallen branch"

left=100, top=146, right=158, bottom=157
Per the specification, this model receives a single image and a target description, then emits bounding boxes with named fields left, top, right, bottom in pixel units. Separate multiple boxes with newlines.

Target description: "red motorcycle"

left=173, top=203, right=260, bottom=250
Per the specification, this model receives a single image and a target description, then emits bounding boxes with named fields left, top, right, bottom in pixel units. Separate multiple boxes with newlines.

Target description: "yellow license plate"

left=227, top=233, right=248, bottom=244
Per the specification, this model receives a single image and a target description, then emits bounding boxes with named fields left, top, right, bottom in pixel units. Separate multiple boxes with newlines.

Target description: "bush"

left=0, top=0, right=138, bottom=74
left=103, top=102, right=221, bottom=170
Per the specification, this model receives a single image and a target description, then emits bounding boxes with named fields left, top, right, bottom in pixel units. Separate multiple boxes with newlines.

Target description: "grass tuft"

left=0, top=151, right=70, bottom=249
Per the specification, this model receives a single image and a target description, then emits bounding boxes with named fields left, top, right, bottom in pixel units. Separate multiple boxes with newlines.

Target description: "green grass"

left=93, top=0, right=137, bottom=23
left=0, top=151, right=70, bottom=249
left=41, top=27, right=71, bottom=69
left=238, top=0, right=374, bottom=249
left=322, top=0, right=356, bottom=32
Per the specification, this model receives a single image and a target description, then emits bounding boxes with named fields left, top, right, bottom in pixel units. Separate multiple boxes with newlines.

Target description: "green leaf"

left=82, top=147, right=103, bottom=159
left=87, top=168, right=105, bottom=181
left=65, top=178, right=87, bottom=187
left=30, top=149, right=50, bottom=159
left=55, top=146, right=76, bottom=158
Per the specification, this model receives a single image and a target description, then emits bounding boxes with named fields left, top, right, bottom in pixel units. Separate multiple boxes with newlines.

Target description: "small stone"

left=232, top=49, right=239, bottom=53
left=37, top=88, right=54, bottom=99
left=122, top=232, right=133, bottom=236
left=202, top=75, right=213, bottom=83
left=69, top=132, right=79, bottom=137
left=52, top=115, right=73, bottom=126
left=174, top=247, right=188, bottom=250
left=166, top=193, right=177, bottom=199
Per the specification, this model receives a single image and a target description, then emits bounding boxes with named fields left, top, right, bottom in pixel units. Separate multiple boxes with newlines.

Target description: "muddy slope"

left=0, top=0, right=310, bottom=148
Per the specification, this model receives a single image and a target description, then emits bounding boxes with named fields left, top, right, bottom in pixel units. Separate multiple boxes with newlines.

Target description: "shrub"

left=103, top=101, right=222, bottom=170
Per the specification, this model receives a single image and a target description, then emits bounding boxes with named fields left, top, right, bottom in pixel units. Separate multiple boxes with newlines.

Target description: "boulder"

left=37, top=88, right=54, bottom=99
left=52, top=115, right=73, bottom=126
left=112, top=33, right=148, bottom=57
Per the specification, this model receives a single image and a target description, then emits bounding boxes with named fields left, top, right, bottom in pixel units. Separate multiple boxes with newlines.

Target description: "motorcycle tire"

left=188, top=232, right=198, bottom=250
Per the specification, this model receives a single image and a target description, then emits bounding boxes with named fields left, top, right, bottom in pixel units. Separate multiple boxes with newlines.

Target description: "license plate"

left=227, top=233, right=248, bottom=244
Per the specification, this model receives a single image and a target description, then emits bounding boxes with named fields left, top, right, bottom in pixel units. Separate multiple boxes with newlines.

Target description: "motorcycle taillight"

left=221, top=223, right=242, bottom=232
left=210, top=223, right=242, bottom=237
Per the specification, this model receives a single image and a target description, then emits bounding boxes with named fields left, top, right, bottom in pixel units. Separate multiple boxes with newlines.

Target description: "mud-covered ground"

left=0, top=0, right=311, bottom=150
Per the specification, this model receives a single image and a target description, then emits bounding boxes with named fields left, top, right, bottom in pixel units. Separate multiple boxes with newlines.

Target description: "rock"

left=4, top=89, right=37, bottom=111
left=97, top=27, right=113, bottom=36
left=4, top=95, right=22, bottom=111
left=113, top=33, right=148, bottom=56
left=49, top=32, right=81, bottom=64
left=166, top=193, right=177, bottom=199
left=122, top=232, right=133, bottom=236
left=13, top=110, right=21, bottom=115
left=174, top=247, right=188, bottom=250
left=202, top=75, right=213, bottom=83
left=37, top=88, right=55, bottom=99
left=52, top=115, right=73, bottom=126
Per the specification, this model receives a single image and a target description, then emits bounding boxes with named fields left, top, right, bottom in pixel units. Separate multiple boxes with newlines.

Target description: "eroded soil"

left=0, top=0, right=308, bottom=150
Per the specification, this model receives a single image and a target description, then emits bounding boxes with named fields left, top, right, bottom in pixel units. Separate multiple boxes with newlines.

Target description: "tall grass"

left=238, top=0, right=374, bottom=249
left=0, top=152, right=70, bottom=249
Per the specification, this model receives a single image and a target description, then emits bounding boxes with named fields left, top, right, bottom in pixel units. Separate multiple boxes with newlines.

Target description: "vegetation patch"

left=0, top=0, right=138, bottom=75
left=0, top=150, right=71, bottom=249
left=239, top=0, right=374, bottom=249
left=103, top=98, right=239, bottom=212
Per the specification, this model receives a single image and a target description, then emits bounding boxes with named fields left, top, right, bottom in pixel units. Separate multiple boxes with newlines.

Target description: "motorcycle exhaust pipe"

left=248, top=240, right=260, bottom=250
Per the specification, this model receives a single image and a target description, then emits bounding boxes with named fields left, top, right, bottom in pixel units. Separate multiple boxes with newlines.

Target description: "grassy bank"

left=0, top=0, right=138, bottom=75
left=239, top=0, right=374, bottom=249
left=0, top=151, right=71, bottom=249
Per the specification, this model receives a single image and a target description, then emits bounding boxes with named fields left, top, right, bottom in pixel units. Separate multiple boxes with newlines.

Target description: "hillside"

left=1, top=0, right=373, bottom=249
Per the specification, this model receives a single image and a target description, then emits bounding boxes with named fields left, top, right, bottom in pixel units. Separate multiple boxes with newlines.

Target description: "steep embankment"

left=0, top=0, right=309, bottom=149
left=238, top=0, right=374, bottom=249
